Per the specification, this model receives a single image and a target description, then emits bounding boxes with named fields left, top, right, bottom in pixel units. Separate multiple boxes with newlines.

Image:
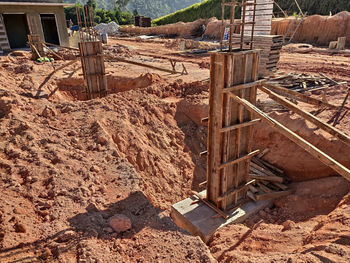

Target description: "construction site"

left=0, top=0, right=349, bottom=262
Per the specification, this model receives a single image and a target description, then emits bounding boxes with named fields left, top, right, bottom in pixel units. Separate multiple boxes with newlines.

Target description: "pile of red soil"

left=121, top=19, right=208, bottom=37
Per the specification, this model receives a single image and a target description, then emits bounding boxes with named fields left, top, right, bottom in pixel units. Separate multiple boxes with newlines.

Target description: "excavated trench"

left=56, top=73, right=162, bottom=101
left=56, top=75, right=350, bottom=222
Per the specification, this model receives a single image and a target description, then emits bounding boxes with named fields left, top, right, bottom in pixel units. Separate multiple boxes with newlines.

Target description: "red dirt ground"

left=0, top=38, right=349, bottom=262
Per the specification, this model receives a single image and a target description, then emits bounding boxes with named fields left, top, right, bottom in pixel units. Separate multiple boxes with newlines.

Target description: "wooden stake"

left=30, top=44, right=42, bottom=59
left=111, top=57, right=184, bottom=75
left=333, top=89, right=350, bottom=127
left=43, top=43, right=64, bottom=60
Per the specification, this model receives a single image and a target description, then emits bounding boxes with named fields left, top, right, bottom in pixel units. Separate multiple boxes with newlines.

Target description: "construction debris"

left=329, top=36, right=347, bottom=50
left=268, top=72, right=347, bottom=93
left=94, top=21, right=121, bottom=36
left=249, top=154, right=290, bottom=201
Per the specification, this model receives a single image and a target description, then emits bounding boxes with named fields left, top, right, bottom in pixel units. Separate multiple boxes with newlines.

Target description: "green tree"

left=86, top=0, right=97, bottom=10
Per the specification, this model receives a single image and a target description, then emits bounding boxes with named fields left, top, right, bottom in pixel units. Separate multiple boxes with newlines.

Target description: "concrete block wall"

left=0, top=4, right=69, bottom=48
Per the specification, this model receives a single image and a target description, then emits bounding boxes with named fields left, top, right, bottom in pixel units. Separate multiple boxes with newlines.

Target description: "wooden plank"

left=207, top=53, right=225, bottom=205
left=232, top=54, right=245, bottom=205
left=264, top=82, right=342, bottom=110
left=220, top=118, right=261, bottom=132
left=250, top=162, right=280, bottom=178
left=249, top=184, right=259, bottom=193
left=252, top=157, right=284, bottom=175
left=259, top=85, right=350, bottom=147
left=229, top=94, right=350, bottom=182
left=221, top=53, right=233, bottom=209
left=28, top=34, right=45, bottom=59
left=250, top=174, right=284, bottom=183
left=219, top=150, right=260, bottom=170
left=223, top=80, right=263, bottom=93
left=255, top=190, right=293, bottom=201
left=257, top=182, right=272, bottom=193
left=217, top=180, right=255, bottom=202
left=112, top=56, right=184, bottom=75
left=208, top=50, right=260, bottom=210
left=272, top=182, right=288, bottom=191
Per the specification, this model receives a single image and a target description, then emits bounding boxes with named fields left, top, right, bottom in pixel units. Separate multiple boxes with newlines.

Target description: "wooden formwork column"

left=207, top=50, right=260, bottom=211
left=79, top=41, right=107, bottom=100
left=28, top=34, right=45, bottom=60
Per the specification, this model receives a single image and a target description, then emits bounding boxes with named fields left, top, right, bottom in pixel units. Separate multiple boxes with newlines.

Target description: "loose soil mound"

left=122, top=12, right=350, bottom=47
left=0, top=57, right=215, bottom=262
left=121, top=19, right=207, bottom=37
left=210, top=177, right=350, bottom=262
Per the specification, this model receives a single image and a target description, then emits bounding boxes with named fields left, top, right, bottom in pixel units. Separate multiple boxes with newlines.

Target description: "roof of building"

left=0, top=0, right=63, bottom=2
left=0, top=0, right=73, bottom=6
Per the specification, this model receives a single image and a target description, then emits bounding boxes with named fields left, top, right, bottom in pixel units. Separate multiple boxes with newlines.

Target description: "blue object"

left=71, top=25, right=79, bottom=31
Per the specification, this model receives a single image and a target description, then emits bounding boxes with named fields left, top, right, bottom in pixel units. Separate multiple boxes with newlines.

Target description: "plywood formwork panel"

left=207, top=50, right=260, bottom=211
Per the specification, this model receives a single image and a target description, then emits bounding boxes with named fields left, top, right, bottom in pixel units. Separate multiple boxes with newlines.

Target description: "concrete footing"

left=171, top=190, right=272, bottom=244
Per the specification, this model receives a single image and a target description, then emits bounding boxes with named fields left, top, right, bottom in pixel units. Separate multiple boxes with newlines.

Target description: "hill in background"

left=127, top=0, right=203, bottom=19
left=65, top=0, right=204, bottom=19
left=153, top=0, right=350, bottom=26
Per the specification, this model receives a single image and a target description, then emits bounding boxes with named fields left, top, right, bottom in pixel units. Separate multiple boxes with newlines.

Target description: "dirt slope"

left=210, top=177, right=350, bottom=263
left=0, top=54, right=214, bottom=262
left=122, top=12, right=350, bottom=47
left=0, top=39, right=349, bottom=262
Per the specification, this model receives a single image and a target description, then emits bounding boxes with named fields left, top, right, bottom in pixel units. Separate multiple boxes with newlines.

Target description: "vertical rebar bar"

left=220, top=0, right=225, bottom=51
left=228, top=0, right=235, bottom=52
left=250, top=0, right=257, bottom=49
left=240, top=0, right=247, bottom=50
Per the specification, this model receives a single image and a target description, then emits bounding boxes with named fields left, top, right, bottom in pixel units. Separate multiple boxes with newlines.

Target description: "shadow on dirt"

left=0, top=191, right=188, bottom=262
left=68, top=191, right=184, bottom=240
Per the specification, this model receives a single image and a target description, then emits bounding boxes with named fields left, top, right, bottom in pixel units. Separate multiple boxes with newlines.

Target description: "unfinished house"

left=0, top=0, right=71, bottom=52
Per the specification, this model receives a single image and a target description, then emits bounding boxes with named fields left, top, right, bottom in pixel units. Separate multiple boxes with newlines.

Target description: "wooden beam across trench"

left=259, top=84, right=350, bottom=148
left=228, top=93, right=350, bottom=181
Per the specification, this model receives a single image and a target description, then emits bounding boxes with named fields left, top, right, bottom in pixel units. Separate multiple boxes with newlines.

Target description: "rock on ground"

left=108, top=214, right=132, bottom=233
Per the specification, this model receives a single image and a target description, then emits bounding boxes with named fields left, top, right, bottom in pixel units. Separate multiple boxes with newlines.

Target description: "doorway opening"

left=40, top=14, right=59, bottom=45
left=3, top=14, right=29, bottom=49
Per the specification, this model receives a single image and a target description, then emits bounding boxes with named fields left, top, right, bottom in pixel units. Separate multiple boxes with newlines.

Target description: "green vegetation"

left=275, top=0, right=350, bottom=16
left=153, top=0, right=350, bottom=26
left=126, top=0, right=202, bottom=19
left=153, top=0, right=226, bottom=26
left=64, top=0, right=134, bottom=25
